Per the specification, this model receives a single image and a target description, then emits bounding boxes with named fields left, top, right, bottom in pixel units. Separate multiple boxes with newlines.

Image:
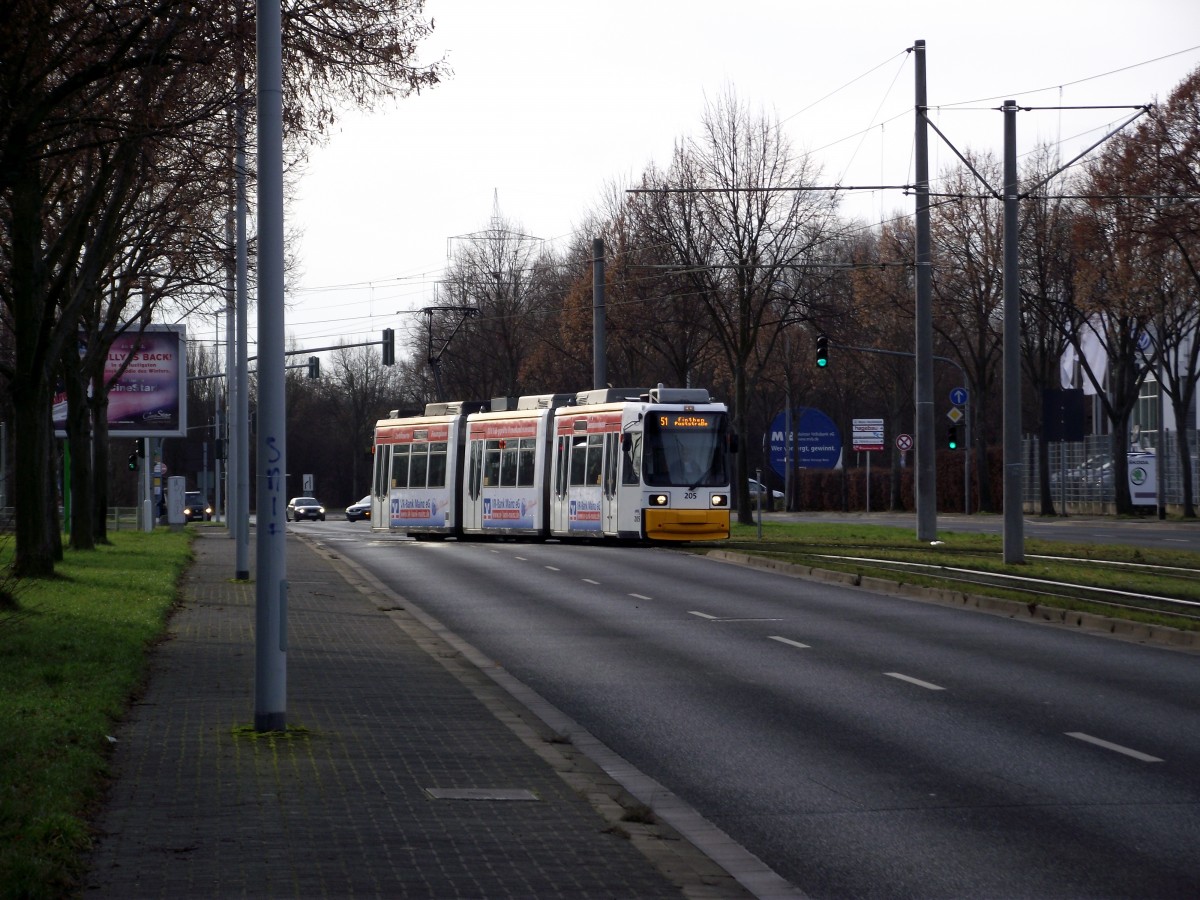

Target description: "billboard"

left=54, top=324, right=188, bottom=438
left=768, top=407, right=843, bottom=475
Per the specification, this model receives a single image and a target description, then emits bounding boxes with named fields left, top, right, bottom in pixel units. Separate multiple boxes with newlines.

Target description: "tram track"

left=714, top=540, right=1200, bottom=629
left=808, top=553, right=1200, bottom=624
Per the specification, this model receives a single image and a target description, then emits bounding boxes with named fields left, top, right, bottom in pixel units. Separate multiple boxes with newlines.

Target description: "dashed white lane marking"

left=544, top=566, right=560, bottom=571
left=514, top=556, right=527, bottom=561
left=768, top=635, right=811, bottom=649
left=582, top=578, right=600, bottom=585
left=1066, top=732, right=1163, bottom=762
left=884, top=672, right=945, bottom=691
left=689, top=611, right=718, bottom=620
left=629, top=593, right=652, bottom=601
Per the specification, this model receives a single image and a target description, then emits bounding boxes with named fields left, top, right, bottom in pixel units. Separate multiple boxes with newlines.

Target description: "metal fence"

left=1023, top=430, right=1200, bottom=513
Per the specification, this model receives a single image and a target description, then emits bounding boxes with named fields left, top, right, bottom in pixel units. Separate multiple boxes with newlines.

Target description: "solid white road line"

left=768, top=635, right=811, bottom=649
left=884, top=672, right=945, bottom=691
left=1066, top=731, right=1163, bottom=762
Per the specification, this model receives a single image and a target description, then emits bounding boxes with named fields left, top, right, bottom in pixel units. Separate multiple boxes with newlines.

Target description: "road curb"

left=705, top=549, right=1200, bottom=653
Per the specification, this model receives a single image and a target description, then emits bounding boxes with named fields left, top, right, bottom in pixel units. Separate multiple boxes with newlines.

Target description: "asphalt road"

left=320, top=526, right=1200, bottom=899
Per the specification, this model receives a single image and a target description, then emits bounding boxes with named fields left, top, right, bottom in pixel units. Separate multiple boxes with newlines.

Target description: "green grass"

left=715, top=521, right=1200, bottom=631
left=0, top=530, right=192, bottom=899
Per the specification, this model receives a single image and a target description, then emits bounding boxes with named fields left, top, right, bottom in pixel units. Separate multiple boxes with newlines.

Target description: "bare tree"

left=1019, top=147, right=1077, bottom=516
left=326, top=343, right=406, bottom=497
left=1141, top=68, right=1200, bottom=517
left=635, top=88, right=838, bottom=524
left=1070, top=137, right=1159, bottom=515
left=431, top=205, right=546, bottom=400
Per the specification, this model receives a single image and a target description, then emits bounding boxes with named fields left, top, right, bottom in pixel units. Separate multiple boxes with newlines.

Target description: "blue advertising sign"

left=768, top=408, right=842, bottom=476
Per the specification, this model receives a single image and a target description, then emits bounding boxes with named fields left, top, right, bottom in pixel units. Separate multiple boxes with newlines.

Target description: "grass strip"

left=0, top=530, right=192, bottom=899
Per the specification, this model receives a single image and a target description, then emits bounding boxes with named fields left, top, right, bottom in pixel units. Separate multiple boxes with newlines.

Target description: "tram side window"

left=428, top=441, right=448, bottom=488
left=585, top=434, right=604, bottom=486
left=499, top=441, right=519, bottom=486
left=621, top=433, right=641, bottom=485
left=569, top=436, right=588, bottom=486
left=517, top=438, right=536, bottom=487
left=392, top=444, right=409, bottom=488
left=409, top=442, right=428, bottom=489
left=483, top=440, right=502, bottom=486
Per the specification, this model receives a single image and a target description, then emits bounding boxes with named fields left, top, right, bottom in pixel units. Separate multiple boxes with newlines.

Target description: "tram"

left=371, top=385, right=733, bottom=542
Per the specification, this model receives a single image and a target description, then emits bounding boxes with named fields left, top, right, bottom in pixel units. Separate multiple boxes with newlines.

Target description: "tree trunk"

left=12, top=385, right=58, bottom=577
left=63, top=349, right=96, bottom=551
left=1174, top=426, right=1196, bottom=518
left=92, top=391, right=113, bottom=543
left=1037, top=434, right=1056, bottom=516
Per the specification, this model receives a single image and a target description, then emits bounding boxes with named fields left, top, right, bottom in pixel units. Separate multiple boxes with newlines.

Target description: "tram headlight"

left=648, top=493, right=669, bottom=506
left=710, top=494, right=728, bottom=507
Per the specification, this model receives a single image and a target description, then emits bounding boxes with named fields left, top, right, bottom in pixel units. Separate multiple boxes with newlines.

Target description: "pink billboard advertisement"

left=54, top=324, right=188, bottom=438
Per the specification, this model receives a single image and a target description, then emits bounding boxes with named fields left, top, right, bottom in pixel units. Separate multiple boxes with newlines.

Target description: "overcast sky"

left=267, top=0, right=1200, bottom=359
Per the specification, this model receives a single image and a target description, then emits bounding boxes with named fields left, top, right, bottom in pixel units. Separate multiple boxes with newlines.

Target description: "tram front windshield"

left=643, top=411, right=729, bottom=487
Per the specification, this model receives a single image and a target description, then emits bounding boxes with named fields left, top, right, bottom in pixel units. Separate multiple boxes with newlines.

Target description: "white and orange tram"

left=371, top=385, right=733, bottom=542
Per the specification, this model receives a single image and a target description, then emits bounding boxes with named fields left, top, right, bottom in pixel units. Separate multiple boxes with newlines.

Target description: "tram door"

left=462, top=439, right=483, bottom=531
left=602, top=432, right=619, bottom=534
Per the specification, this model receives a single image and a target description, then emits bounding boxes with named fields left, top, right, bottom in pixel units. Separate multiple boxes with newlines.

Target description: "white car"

left=746, top=478, right=784, bottom=501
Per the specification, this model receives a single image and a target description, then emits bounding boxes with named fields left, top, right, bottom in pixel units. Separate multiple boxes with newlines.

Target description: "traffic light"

left=382, top=328, right=395, bottom=366
left=947, top=424, right=959, bottom=450
left=816, top=333, right=829, bottom=368
left=307, top=355, right=320, bottom=379
left=127, top=452, right=137, bottom=471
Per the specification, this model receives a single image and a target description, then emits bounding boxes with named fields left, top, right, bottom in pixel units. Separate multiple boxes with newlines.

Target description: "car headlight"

left=184, top=507, right=193, bottom=516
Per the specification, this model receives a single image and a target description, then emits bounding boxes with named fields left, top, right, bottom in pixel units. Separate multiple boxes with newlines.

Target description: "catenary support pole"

left=913, top=39, right=937, bottom=542
left=255, top=0, right=287, bottom=731
left=593, top=238, right=606, bottom=389
left=1002, top=100, right=1025, bottom=563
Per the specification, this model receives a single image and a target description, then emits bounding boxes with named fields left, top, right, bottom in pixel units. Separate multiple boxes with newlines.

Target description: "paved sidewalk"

left=85, top=530, right=747, bottom=898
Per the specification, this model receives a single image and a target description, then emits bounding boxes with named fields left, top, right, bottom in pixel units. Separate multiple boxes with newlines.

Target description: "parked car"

left=746, top=478, right=784, bottom=501
left=183, top=491, right=213, bottom=522
left=286, top=497, right=325, bottom=522
left=345, top=495, right=371, bottom=522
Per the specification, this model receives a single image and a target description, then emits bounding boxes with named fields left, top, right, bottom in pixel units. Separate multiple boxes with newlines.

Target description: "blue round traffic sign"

left=950, top=386, right=968, bottom=407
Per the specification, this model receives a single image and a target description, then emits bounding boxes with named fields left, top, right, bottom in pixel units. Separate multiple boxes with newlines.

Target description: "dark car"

left=286, top=497, right=325, bottom=522
left=345, top=495, right=371, bottom=522
left=183, top=491, right=213, bottom=522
